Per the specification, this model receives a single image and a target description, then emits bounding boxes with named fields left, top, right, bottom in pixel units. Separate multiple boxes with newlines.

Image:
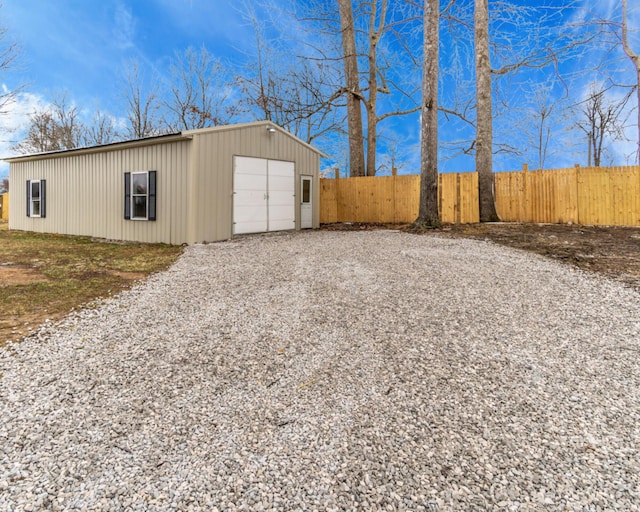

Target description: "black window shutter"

left=148, top=171, right=157, bottom=221
left=124, top=172, right=131, bottom=220
left=26, top=180, right=31, bottom=217
left=40, top=180, right=46, bottom=218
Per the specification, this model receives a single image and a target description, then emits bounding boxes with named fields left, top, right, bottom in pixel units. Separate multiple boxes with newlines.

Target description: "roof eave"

left=3, top=132, right=192, bottom=163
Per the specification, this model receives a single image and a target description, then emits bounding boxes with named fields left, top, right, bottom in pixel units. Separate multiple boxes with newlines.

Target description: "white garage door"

left=233, top=157, right=295, bottom=235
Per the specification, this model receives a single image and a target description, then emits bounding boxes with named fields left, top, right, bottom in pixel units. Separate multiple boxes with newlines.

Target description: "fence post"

left=334, top=168, right=341, bottom=222
left=575, top=164, right=581, bottom=225
left=392, top=167, right=397, bottom=223
left=456, top=173, right=462, bottom=223
left=522, top=164, right=529, bottom=222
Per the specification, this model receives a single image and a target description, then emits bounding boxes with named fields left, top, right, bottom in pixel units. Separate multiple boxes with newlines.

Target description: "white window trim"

left=130, top=171, right=149, bottom=221
left=30, top=180, right=42, bottom=218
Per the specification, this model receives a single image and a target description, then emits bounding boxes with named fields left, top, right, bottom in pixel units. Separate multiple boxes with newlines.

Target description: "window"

left=124, top=171, right=156, bottom=221
left=26, top=179, right=46, bottom=218
left=132, top=172, right=148, bottom=219
left=302, top=178, right=311, bottom=204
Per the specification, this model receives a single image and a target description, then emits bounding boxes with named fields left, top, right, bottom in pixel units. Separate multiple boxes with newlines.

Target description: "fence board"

left=320, top=166, right=640, bottom=227
left=438, top=173, right=458, bottom=223
left=320, top=173, right=478, bottom=224
left=319, top=179, right=338, bottom=223
left=459, top=172, right=480, bottom=223
left=0, top=193, right=8, bottom=220
left=394, top=175, right=420, bottom=222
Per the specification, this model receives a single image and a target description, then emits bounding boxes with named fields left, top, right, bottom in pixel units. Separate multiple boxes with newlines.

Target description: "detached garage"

left=5, top=121, right=323, bottom=245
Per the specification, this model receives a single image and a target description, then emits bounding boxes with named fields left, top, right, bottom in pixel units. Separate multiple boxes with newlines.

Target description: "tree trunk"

left=338, top=0, right=366, bottom=177
left=417, top=0, right=440, bottom=225
left=474, top=0, right=499, bottom=222
left=365, top=0, right=387, bottom=177
left=635, top=67, right=640, bottom=164
left=622, top=0, right=640, bottom=164
left=366, top=6, right=377, bottom=178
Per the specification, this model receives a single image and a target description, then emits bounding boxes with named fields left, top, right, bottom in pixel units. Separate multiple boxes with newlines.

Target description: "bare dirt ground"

left=322, top=222, right=640, bottom=292
left=0, top=220, right=182, bottom=345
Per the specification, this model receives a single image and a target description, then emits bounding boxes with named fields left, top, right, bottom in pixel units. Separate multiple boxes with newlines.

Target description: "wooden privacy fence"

left=495, top=165, right=640, bottom=226
left=320, top=172, right=479, bottom=224
left=320, top=165, right=640, bottom=226
left=0, top=193, right=8, bottom=221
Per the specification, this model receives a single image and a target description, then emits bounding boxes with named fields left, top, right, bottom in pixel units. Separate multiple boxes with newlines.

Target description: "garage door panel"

left=235, top=222, right=267, bottom=234
left=234, top=174, right=266, bottom=192
left=235, top=192, right=266, bottom=207
left=267, top=160, right=295, bottom=234
left=268, top=175, right=293, bottom=190
left=268, top=190, right=294, bottom=206
left=268, top=160, right=294, bottom=176
left=235, top=156, right=267, bottom=174
left=233, top=157, right=295, bottom=235
left=268, top=219, right=295, bottom=231
left=269, top=204, right=295, bottom=230
left=234, top=157, right=267, bottom=235
left=234, top=205, right=267, bottom=234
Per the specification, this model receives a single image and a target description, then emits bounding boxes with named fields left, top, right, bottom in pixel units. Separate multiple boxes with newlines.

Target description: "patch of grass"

left=0, top=222, right=183, bottom=346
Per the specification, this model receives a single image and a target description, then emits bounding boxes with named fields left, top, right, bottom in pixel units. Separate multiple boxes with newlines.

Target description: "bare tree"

left=122, top=60, right=163, bottom=139
left=521, top=82, right=566, bottom=170
left=622, top=0, right=640, bottom=163
left=475, top=0, right=498, bottom=221
left=51, top=94, right=83, bottom=149
left=0, top=6, right=22, bottom=116
left=363, top=0, right=388, bottom=177
left=237, top=7, right=344, bottom=145
left=165, top=46, right=237, bottom=131
left=417, top=0, right=439, bottom=225
left=471, top=0, right=594, bottom=219
left=286, top=0, right=422, bottom=175
left=239, top=58, right=343, bottom=144
left=83, top=107, right=119, bottom=146
left=1, top=177, right=8, bottom=193
left=337, top=0, right=366, bottom=176
left=14, top=110, right=59, bottom=153
left=14, top=93, right=84, bottom=154
left=574, top=83, right=633, bottom=167
left=348, top=0, right=422, bottom=176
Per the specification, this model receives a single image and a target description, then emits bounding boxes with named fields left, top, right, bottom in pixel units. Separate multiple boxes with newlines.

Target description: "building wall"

left=188, top=125, right=321, bottom=243
left=8, top=123, right=321, bottom=245
left=9, top=140, right=192, bottom=244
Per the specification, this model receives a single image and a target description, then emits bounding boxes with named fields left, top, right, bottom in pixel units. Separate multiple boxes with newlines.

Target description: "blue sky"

left=0, top=1, right=252, bottom=116
left=0, top=0, right=258, bottom=179
left=3, top=1, right=250, bottom=101
left=1, top=0, right=639, bottom=182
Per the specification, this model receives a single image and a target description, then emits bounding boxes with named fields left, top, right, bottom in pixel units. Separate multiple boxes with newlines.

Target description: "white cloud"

left=0, top=89, right=47, bottom=151
left=0, top=89, right=48, bottom=177
left=113, top=2, right=136, bottom=50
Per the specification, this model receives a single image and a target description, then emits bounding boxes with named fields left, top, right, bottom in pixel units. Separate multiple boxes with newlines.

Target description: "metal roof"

left=3, top=121, right=327, bottom=163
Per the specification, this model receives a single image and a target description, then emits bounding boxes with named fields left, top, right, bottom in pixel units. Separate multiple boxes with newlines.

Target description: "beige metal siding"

left=7, top=123, right=321, bottom=245
left=9, top=140, right=192, bottom=244
left=190, top=125, right=320, bottom=243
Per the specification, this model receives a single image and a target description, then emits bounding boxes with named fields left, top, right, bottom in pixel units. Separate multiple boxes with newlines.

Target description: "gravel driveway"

left=1, top=230, right=639, bottom=511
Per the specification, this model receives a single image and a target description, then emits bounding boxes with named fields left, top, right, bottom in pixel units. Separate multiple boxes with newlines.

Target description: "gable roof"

left=183, top=121, right=327, bottom=157
left=3, top=121, right=326, bottom=163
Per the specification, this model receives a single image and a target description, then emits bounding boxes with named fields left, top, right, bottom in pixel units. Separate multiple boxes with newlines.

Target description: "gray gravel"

left=1, top=230, right=639, bottom=511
